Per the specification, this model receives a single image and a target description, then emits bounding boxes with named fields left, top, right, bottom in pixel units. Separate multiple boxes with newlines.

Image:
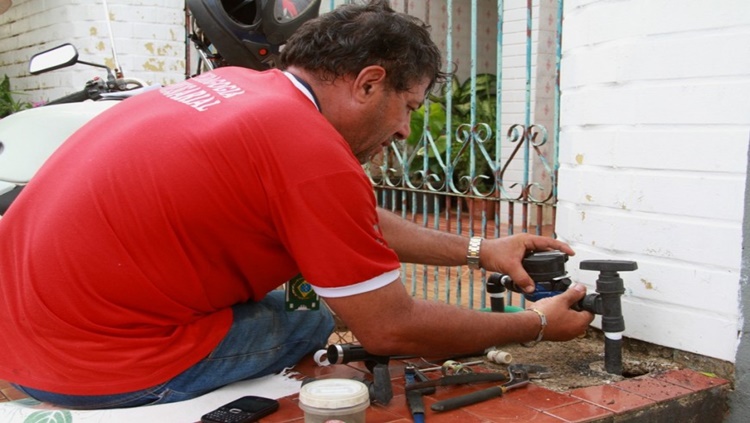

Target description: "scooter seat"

left=0, top=100, right=118, bottom=184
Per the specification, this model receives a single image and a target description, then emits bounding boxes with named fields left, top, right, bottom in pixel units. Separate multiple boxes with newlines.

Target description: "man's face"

left=349, top=79, right=430, bottom=164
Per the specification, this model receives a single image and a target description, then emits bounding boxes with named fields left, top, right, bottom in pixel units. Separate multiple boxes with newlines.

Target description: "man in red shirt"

left=0, top=0, right=593, bottom=409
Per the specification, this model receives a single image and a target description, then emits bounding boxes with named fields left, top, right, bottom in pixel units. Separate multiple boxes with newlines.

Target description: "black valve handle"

left=580, top=260, right=638, bottom=273
left=522, top=251, right=568, bottom=280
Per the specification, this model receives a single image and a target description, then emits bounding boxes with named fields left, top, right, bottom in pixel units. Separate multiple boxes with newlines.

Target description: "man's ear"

left=353, top=65, right=387, bottom=102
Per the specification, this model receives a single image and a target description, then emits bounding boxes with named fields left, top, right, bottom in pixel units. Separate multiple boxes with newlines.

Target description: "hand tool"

left=441, top=360, right=474, bottom=375
left=417, top=360, right=484, bottom=373
left=429, top=364, right=549, bottom=412
left=405, top=365, right=431, bottom=423
left=404, top=372, right=508, bottom=392
left=408, top=366, right=436, bottom=395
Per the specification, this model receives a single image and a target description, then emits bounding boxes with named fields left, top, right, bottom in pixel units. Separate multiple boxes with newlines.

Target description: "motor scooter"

left=0, top=0, right=154, bottom=215
left=0, top=42, right=154, bottom=214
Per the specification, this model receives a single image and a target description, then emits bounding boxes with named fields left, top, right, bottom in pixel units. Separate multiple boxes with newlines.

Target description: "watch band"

left=466, top=236, right=483, bottom=270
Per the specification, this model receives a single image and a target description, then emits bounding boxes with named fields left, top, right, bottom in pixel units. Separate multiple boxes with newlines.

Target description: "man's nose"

left=394, top=120, right=411, bottom=141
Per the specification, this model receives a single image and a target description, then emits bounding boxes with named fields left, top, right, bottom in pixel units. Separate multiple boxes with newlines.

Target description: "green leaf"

left=406, top=102, right=446, bottom=147
left=0, top=74, right=33, bottom=118
left=407, top=73, right=499, bottom=189
left=24, top=410, right=73, bottom=423
left=474, top=73, right=497, bottom=97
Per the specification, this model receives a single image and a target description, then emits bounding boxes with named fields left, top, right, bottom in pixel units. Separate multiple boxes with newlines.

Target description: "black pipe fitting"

left=487, top=253, right=638, bottom=376
left=327, top=344, right=388, bottom=366
left=488, top=251, right=573, bottom=303
left=326, top=344, right=393, bottom=404
left=485, top=275, right=507, bottom=312
left=578, top=260, right=638, bottom=375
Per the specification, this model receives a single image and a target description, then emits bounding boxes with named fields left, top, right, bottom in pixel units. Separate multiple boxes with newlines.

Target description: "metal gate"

left=364, top=0, right=564, bottom=311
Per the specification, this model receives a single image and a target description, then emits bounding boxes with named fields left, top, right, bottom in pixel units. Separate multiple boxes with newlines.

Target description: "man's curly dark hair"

left=280, top=0, right=449, bottom=94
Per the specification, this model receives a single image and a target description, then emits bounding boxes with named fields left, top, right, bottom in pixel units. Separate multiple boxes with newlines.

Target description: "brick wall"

left=557, top=0, right=750, bottom=362
left=0, top=0, right=185, bottom=104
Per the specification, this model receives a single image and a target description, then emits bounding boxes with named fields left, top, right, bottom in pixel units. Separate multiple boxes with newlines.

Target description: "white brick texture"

left=558, top=0, right=750, bottom=362
left=0, top=0, right=185, bottom=102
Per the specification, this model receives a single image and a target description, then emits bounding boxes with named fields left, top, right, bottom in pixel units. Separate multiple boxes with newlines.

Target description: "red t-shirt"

left=0, top=68, right=400, bottom=395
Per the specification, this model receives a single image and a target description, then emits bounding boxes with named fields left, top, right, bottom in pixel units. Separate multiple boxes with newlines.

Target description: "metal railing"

left=364, top=0, right=564, bottom=311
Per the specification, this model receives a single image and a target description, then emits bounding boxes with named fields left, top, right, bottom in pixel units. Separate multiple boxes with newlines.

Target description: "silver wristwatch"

left=466, top=236, right=483, bottom=270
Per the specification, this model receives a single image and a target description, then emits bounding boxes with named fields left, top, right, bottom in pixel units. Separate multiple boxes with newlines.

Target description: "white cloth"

left=0, top=371, right=302, bottom=423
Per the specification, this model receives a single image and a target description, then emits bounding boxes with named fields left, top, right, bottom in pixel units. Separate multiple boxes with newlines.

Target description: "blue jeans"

left=14, top=291, right=334, bottom=409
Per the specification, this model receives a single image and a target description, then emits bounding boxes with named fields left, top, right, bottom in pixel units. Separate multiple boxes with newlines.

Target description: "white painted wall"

left=0, top=0, right=185, bottom=104
left=557, top=0, right=750, bottom=362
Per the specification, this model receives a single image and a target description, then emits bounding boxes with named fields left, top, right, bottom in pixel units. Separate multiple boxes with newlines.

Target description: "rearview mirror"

left=29, top=43, right=79, bottom=75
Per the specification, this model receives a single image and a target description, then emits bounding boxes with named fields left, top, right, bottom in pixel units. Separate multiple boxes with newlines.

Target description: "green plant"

left=406, top=73, right=499, bottom=192
left=407, top=100, right=448, bottom=175
left=0, top=74, right=32, bottom=118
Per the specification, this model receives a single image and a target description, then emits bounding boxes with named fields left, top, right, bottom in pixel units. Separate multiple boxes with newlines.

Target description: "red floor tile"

left=542, top=401, right=613, bottom=423
left=372, top=393, right=412, bottom=420
left=650, top=369, right=729, bottom=392
left=613, top=375, right=693, bottom=402
left=0, top=384, right=27, bottom=402
left=0, top=360, right=730, bottom=423
left=420, top=395, right=501, bottom=423
left=260, top=396, right=304, bottom=422
left=260, top=366, right=730, bottom=422
left=460, top=394, right=567, bottom=422
left=364, top=402, right=407, bottom=423
left=569, top=384, right=654, bottom=413
left=504, top=383, right=580, bottom=411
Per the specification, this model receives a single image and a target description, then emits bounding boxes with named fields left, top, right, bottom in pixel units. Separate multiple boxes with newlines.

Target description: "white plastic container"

left=298, top=378, right=370, bottom=423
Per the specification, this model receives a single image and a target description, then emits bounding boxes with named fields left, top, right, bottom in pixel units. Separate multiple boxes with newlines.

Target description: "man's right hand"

left=479, top=234, right=575, bottom=294
left=530, top=283, right=594, bottom=341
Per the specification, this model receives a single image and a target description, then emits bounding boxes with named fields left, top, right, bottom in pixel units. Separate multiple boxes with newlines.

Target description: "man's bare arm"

left=377, top=207, right=574, bottom=291
left=323, top=209, right=591, bottom=358
left=324, top=277, right=592, bottom=358
left=376, top=208, right=468, bottom=266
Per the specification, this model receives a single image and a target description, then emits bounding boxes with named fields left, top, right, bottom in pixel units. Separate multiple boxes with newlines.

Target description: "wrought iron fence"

left=363, top=0, right=564, bottom=312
